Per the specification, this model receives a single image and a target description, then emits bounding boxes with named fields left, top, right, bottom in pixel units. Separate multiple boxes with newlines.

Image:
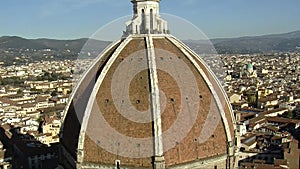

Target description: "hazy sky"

left=1, top=0, right=300, bottom=39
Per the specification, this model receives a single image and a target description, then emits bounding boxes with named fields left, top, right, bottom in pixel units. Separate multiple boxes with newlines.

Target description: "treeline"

left=0, top=72, right=70, bottom=86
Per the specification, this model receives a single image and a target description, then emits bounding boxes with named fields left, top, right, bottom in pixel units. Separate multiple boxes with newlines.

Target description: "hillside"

left=212, top=30, right=300, bottom=54
left=184, top=30, right=300, bottom=54
left=0, top=36, right=110, bottom=53
left=0, top=30, right=300, bottom=60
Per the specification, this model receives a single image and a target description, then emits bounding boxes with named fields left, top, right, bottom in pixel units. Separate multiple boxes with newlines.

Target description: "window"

left=141, top=9, right=146, bottom=33
left=115, top=160, right=121, bottom=169
left=150, top=9, right=154, bottom=33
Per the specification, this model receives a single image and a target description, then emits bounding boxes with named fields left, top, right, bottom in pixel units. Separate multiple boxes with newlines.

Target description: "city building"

left=0, top=140, right=12, bottom=169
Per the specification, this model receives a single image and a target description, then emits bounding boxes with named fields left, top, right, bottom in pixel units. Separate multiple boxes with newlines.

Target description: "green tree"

left=51, top=91, right=57, bottom=97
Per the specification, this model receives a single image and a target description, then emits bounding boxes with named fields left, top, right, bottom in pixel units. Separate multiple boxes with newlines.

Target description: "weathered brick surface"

left=84, top=38, right=153, bottom=167
left=84, top=135, right=152, bottom=168
left=95, top=38, right=152, bottom=138
left=62, top=41, right=122, bottom=159
left=153, top=38, right=228, bottom=167
left=129, top=70, right=151, bottom=112
left=187, top=46, right=235, bottom=140
left=156, top=70, right=180, bottom=132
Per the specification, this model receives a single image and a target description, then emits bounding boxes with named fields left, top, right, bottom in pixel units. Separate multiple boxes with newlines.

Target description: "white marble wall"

left=125, top=0, right=168, bottom=35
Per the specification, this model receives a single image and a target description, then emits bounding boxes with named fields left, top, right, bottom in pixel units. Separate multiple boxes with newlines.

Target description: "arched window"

left=115, top=160, right=121, bottom=169
left=141, top=9, right=145, bottom=33
left=117, top=162, right=120, bottom=169
left=150, top=9, right=154, bottom=33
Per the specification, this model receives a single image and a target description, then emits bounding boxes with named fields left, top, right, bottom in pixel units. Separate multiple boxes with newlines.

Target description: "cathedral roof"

left=60, top=1, right=237, bottom=168
left=61, top=34, right=237, bottom=168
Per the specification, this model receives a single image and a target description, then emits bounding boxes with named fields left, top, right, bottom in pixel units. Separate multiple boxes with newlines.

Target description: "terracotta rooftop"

left=61, top=36, right=236, bottom=168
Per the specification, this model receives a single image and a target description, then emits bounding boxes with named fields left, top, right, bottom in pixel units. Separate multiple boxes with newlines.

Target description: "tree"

left=51, top=91, right=57, bottom=97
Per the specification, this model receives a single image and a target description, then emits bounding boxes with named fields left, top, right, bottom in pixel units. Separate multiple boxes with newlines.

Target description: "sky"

left=1, top=0, right=300, bottom=40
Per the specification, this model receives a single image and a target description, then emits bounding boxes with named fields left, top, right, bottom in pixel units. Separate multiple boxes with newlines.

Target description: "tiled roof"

left=61, top=36, right=235, bottom=168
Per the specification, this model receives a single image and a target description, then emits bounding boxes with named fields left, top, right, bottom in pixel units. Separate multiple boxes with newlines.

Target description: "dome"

left=59, top=1, right=238, bottom=169
left=246, top=63, right=253, bottom=70
left=246, top=63, right=254, bottom=73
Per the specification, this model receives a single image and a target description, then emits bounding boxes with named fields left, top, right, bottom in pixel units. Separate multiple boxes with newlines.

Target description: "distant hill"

left=0, top=36, right=47, bottom=50
left=1, top=30, right=300, bottom=55
left=0, top=36, right=112, bottom=66
left=0, top=36, right=110, bottom=53
left=186, top=30, right=300, bottom=54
